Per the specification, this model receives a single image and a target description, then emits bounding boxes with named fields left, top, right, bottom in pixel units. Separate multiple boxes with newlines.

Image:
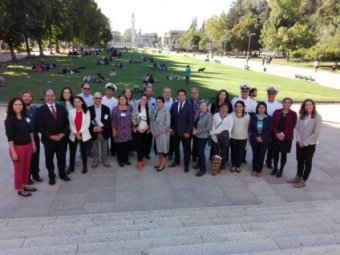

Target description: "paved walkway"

left=176, top=52, right=340, bottom=90
left=0, top=104, right=339, bottom=218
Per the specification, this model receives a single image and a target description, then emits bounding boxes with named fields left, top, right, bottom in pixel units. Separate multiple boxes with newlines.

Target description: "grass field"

left=0, top=50, right=339, bottom=103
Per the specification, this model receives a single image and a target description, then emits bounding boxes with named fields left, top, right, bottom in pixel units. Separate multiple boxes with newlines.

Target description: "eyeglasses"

left=94, top=97, right=102, bottom=99
left=83, top=88, right=90, bottom=90
left=241, top=90, right=249, bottom=93
left=268, top=92, right=276, bottom=95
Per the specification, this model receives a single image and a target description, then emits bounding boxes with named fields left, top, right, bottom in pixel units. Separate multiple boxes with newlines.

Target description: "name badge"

left=104, top=114, right=108, bottom=120
left=120, top=113, right=126, bottom=117
left=138, top=113, right=143, bottom=117
left=26, top=118, right=31, bottom=123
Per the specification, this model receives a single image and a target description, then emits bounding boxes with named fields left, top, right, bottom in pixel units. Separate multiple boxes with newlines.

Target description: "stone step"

left=144, top=233, right=340, bottom=255
left=0, top=209, right=338, bottom=242
left=227, top=245, right=340, bottom=255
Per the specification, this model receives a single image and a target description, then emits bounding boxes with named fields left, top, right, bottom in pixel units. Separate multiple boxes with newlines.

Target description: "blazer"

left=295, top=113, right=322, bottom=146
left=68, top=109, right=91, bottom=142
left=37, top=103, right=69, bottom=143
left=170, top=101, right=194, bottom=136
left=194, top=111, right=213, bottom=139
left=272, top=109, right=297, bottom=140
left=132, top=105, right=151, bottom=133
left=249, top=114, right=273, bottom=144
left=88, top=104, right=112, bottom=140
left=151, top=108, right=171, bottom=153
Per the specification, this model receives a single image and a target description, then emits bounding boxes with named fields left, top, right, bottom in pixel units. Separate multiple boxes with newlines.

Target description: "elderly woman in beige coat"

left=151, top=96, right=171, bottom=171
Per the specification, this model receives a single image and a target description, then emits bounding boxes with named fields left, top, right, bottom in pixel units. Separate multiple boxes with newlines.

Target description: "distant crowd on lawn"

left=5, top=80, right=322, bottom=197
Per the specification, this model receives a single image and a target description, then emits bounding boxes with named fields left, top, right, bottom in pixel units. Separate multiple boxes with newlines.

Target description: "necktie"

left=179, top=102, right=183, bottom=113
left=50, top=105, right=57, bottom=120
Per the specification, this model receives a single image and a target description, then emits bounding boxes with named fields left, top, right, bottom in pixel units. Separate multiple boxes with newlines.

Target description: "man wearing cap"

left=88, top=92, right=111, bottom=167
left=231, top=85, right=257, bottom=114
left=78, top=83, right=94, bottom=107
left=264, top=86, right=282, bottom=169
left=102, top=83, right=118, bottom=156
left=102, top=83, right=118, bottom=112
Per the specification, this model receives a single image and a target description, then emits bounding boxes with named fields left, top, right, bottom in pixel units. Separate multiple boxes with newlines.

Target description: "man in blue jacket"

left=169, top=89, right=194, bottom=172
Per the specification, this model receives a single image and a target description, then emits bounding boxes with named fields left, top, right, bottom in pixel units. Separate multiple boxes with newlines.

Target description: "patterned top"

left=111, top=105, right=133, bottom=143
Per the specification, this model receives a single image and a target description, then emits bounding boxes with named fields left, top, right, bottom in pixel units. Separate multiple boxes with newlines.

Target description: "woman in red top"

left=271, top=98, right=297, bottom=177
left=67, top=96, right=91, bottom=174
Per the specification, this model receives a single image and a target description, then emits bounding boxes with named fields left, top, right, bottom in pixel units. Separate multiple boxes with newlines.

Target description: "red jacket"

left=272, top=109, right=297, bottom=140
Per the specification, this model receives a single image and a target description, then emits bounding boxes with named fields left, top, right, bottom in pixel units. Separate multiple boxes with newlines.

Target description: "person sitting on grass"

left=109, top=69, right=116, bottom=77
left=96, top=73, right=105, bottom=83
left=0, top=76, right=7, bottom=86
left=32, top=64, right=42, bottom=72
left=116, top=63, right=124, bottom=68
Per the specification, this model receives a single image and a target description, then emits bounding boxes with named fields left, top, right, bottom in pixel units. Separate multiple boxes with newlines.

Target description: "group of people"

left=5, top=82, right=322, bottom=197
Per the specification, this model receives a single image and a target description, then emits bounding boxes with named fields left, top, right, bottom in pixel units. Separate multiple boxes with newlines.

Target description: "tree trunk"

left=37, top=39, right=44, bottom=56
left=55, top=39, right=60, bottom=53
left=8, top=42, right=17, bottom=61
left=24, top=35, right=31, bottom=57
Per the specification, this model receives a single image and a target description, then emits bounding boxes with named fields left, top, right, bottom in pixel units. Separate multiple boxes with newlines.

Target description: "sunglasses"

left=241, top=90, right=249, bottom=93
left=94, top=97, right=102, bottom=99
left=83, top=88, right=90, bottom=90
left=268, top=92, right=276, bottom=95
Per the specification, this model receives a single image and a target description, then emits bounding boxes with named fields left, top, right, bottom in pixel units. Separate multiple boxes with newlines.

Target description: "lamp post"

left=246, top=33, right=256, bottom=69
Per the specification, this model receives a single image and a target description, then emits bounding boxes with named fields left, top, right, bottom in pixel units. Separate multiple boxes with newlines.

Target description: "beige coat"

left=151, top=109, right=171, bottom=154
left=295, top=113, right=322, bottom=146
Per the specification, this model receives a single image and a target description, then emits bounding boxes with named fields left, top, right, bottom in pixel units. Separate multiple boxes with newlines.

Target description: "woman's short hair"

left=156, top=96, right=165, bottom=103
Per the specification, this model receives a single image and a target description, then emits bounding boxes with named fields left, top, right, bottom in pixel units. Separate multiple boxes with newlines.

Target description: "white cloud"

left=96, top=0, right=233, bottom=35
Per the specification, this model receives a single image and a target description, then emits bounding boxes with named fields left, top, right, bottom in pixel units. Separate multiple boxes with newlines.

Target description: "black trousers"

left=110, top=137, right=116, bottom=155
left=296, top=144, right=316, bottom=181
left=42, top=138, right=67, bottom=179
left=173, top=133, right=191, bottom=166
left=250, top=140, right=269, bottom=172
left=135, top=131, right=149, bottom=162
left=211, top=141, right=227, bottom=169
left=145, top=132, right=153, bottom=156
left=69, top=139, right=90, bottom=169
left=191, top=136, right=198, bottom=160
left=273, top=151, right=287, bottom=171
left=266, top=141, right=274, bottom=165
left=230, top=138, right=247, bottom=168
left=168, top=135, right=174, bottom=157
left=116, top=141, right=129, bottom=164
left=30, top=135, right=40, bottom=179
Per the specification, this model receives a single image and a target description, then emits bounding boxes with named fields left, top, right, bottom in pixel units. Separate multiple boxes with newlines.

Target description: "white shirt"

left=265, top=100, right=282, bottom=116
left=138, top=108, right=148, bottom=129
left=78, top=92, right=94, bottom=107
left=210, top=113, right=234, bottom=137
left=102, top=96, right=118, bottom=112
left=231, top=96, right=257, bottom=114
left=178, top=101, right=185, bottom=113
left=163, top=97, right=173, bottom=112
left=47, top=103, right=57, bottom=114
left=94, top=105, right=103, bottom=127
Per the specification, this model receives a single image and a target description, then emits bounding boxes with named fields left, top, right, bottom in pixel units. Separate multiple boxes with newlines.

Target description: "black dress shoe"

left=125, top=161, right=132, bottom=165
left=157, top=166, right=165, bottom=172
left=66, top=168, right=74, bottom=175
left=24, top=186, right=37, bottom=192
left=60, top=176, right=71, bottom=181
left=119, top=162, right=124, bottom=167
left=193, top=164, right=200, bottom=169
left=184, top=166, right=189, bottom=173
left=49, top=179, right=56, bottom=186
left=270, top=168, right=278, bottom=175
left=18, top=191, right=31, bottom=197
left=276, top=170, right=283, bottom=178
left=33, top=176, right=43, bottom=182
left=168, top=162, right=179, bottom=167
left=82, top=168, right=87, bottom=174
left=195, top=171, right=205, bottom=177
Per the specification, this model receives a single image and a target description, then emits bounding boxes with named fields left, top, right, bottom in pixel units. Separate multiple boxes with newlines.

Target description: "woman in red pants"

left=5, top=97, right=37, bottom=197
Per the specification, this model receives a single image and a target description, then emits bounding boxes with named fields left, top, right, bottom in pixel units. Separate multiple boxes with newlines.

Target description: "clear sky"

left=95, top=0, right=233, bottom=36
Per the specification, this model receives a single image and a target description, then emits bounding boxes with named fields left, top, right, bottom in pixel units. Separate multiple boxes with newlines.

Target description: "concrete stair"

left=0, top=200, right=340, bottom=254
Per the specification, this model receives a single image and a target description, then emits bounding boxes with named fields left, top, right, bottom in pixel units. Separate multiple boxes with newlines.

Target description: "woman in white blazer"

left=67, top=96, right=91, bottom=174
left=288, top=99, right=322, bottom=188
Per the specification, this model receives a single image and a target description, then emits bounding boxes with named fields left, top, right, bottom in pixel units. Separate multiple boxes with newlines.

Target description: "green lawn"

left=0, top=51, right=339, bottom=103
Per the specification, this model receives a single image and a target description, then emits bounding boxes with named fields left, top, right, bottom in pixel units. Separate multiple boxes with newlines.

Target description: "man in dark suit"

left=169, top=89, right=194, bottom=172
left=37, top=89, right=71, bottom=185
left=88, top=92, right=112, bottom=167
